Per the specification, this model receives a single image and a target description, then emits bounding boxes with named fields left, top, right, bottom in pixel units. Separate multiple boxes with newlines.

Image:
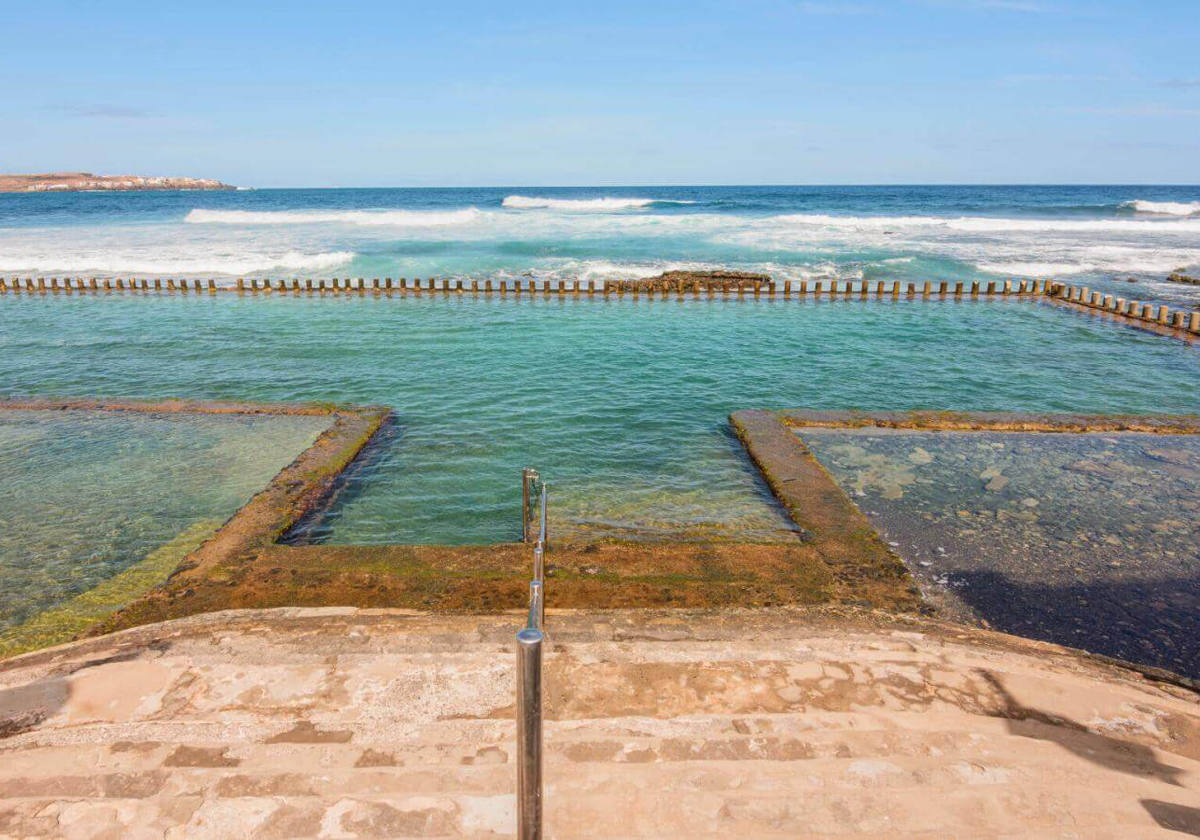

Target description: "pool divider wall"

left=0, top=275, right=1051, bottom=301
left=1046, top=281, right=1200, bottom=341
left=729, top=409, right=922, bottom=611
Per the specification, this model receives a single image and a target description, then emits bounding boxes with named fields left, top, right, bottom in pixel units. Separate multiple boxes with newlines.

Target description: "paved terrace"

left=1, top=607, right=1198, bottom=838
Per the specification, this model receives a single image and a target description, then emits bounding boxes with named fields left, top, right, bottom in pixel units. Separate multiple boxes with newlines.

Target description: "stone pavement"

left=1, top=607, right=1198, bottom=838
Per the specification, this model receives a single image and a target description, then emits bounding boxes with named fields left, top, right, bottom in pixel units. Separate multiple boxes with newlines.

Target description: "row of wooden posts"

left=1052, top=283, right=1200, bottom=335
left=0, top=275, right=1050, bottom=298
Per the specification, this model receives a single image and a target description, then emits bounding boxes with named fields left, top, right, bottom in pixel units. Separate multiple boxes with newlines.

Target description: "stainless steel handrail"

left=517, top=470, right=547, bottom=840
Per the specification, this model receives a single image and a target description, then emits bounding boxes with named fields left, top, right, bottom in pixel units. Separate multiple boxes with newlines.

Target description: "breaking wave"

left=1120, top=199, right=1200, bottom=217
left=501, top=195, right=695, bottom=211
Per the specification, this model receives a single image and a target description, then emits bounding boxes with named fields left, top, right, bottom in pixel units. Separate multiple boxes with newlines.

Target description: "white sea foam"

left=1121, top=199, right=1200, bottom=217
left=767, top=213, right=1200, bottom=234
left=185, top=208, right=483, bottom=226
left=501, top=195, right=694, bottom=211
left=977, top=251, right=1198, bottom=277
left=0, top=247, right=354, bottom=275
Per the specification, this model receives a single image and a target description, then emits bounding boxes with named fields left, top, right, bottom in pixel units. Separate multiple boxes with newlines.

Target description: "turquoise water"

left=0, top=410, right=330, bottom=630
left=1, top=295, right=1198, bottom=544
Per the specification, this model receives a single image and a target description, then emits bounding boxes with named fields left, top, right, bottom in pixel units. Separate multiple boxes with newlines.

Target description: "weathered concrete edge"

left=729, top=410, right=921, bottom=612
left=0, top=399, right=391, bottom=647
left=5, top=604, right=1195, bottom=696
left=777, top=409, right=1200, bottom=434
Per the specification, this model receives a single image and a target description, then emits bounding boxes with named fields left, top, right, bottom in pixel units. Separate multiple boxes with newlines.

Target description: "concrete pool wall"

left=736, top=409, right=1200, bottom=683
left=0, top=399, right=387, bottom=656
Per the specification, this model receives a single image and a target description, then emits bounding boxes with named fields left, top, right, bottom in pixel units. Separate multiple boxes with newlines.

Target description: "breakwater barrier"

left=0, top=275, right=1049, bottom=299
left=1047, top=282, right=1200, bottom=338
left=3, top=274, right=1197, bottom=338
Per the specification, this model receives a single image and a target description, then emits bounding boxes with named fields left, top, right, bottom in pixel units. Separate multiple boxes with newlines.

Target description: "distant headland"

left=0, top=172, right=236, bottom=192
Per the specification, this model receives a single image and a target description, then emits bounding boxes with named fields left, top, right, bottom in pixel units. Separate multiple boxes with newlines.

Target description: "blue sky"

left=1, top=0, right=1197, bottom=186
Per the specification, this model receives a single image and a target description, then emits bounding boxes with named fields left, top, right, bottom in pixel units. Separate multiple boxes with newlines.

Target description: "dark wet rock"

left=623, top=270, right=771, bottom=292
left=1166, top=271, right=1200, bottom=285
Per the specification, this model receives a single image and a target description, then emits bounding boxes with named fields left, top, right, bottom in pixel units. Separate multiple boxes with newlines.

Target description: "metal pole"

left=516, top=626, right=543, bottom=840
left=539, top=483, right=548, bottom=551
left=521, top=468, right=535, bottom=542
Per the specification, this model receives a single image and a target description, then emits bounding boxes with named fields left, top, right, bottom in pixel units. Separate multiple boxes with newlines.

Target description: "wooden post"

left=891, top=282, right=900, bottom=299
left=501, top=280, right=508, bottom=295
left=1159, top=307, right=1171, bottom=325
left=1189, top=312, right=1200, bottom=333
left=970, top=281, right=979, bottom=296
left=874, top=280, right=883, bottom=297
left=938, top=281, right=947, bottom=296
left=906, top=283, right=916, bottom=297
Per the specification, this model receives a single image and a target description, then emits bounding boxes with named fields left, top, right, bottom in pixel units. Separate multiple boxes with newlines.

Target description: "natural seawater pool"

left=1, top=295, right=1199, bottom=545
left=0, top=409, right=330, bottom=633
left=800, top=428, right=1200, bottom=678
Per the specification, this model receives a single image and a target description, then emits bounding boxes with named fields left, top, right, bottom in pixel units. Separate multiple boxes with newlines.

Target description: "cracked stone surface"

left=1, top=606, right=1198, bottom=838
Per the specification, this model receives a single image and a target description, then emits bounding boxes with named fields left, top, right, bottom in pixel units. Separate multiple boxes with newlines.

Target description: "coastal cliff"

left=0, top=172, right=235, bottom=192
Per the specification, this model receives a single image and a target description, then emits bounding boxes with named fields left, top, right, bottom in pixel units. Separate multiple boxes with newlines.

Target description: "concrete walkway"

left=1, top=607, right=1198, bottom=838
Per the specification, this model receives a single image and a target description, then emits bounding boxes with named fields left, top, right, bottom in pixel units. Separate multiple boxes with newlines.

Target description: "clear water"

left=2, top=295, right=1198, bottom=545
left=801, top=428, right=1200, bottom=678
left=1, top=185, right=1198, bottom=309
left=0, top=409, right=330, bottom=630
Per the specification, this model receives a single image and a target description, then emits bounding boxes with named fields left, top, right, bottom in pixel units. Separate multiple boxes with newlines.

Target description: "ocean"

left=1, top=185, right=1199, bottom=306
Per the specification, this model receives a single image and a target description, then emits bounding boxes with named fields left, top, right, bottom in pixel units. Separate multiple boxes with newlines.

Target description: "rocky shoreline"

left=0, top=172, right=235, bottom=193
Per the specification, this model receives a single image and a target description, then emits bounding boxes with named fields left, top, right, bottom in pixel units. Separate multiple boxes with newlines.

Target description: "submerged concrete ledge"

left=0, top=606, right=1196, bottom=838
left=778, top=409, right=1200, bottom=434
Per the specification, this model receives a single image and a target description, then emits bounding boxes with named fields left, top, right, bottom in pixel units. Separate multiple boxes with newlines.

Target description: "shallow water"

left=0, top=410, right=330, bottom=630
left=1, top=295, right=1198, bottom=545
left=801, top=428, right=1200, bottom=677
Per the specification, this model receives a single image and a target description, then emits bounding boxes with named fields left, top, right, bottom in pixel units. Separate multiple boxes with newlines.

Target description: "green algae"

left=0, top=520, right=222, bottom=658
